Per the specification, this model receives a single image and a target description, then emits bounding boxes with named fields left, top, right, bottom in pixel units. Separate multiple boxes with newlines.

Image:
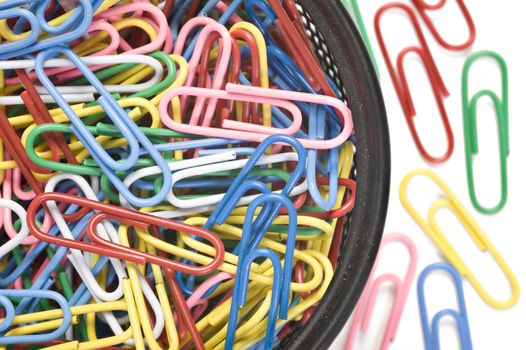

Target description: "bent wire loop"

left=225, top=193, right=297, bottom=350
left=171, top=134, right=305, bottom=297
left=418, top=262, right=473, bottom=350
left=375, top=3, right=453, bottom=164
left=400, top=169, right=520, bottom=309
left=202, top=134, right=305, bottom=220
left=159, top=83, right=353, bottom=150
left=34, top=45, right=173, bottom=207
left=0, top=0, right=93, bottom=59
left=0, top=289, right=72, bottom=345
left=26, top=191, right=225, bottom=275
left=345, top=233, right=418, bottom=350
left=172, top=134, right=305, bottom=295
left=173, top=17, right=232, bottom=126
left=0, top=7, right=40, bottom=56
left=462, top=50, right=509, bottom=214
left=225, top=247, right=282, bottom=350
left=411, top=0, right=476, bottom=51
left=32, top=173, right=128, bottom=303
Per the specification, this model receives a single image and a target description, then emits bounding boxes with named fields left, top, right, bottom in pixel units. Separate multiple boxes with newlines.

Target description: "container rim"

left=279, top=0, right=391, bottom=348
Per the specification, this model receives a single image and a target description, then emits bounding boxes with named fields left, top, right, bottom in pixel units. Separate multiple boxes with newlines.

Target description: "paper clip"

left=35, top=45, right=173, bottom=207
left=345, top=233, right=417, bottom=350
left=462, top=50, right=509, bottom=214
left=0, top=55, right=164, bottom=95
left=173, top=17, right=232, bottom=126
left=418, top=262, right=473, bottom=350
left=27, top=191, right=225, bottom=275
left=375, top=3, right=453, bottom=164
left=0, top=7, right=40, bottom=56
left=95, top=1, right=173, bottom=53
left=400, top=169, right=520, bottom=309
left=0, top=0, right=93, bottom=60
left=225, top=248, right=282, bottom=350
left=237, top=193, right=298, bottom=317
left=221, top=194, right=295, bottom=350
left=0, top=289, right=72, bottom=345
left=160, top=83, right=353, bottom=150
left=411, top=0, right=476, bottom=51
left=225, top=193, right=298, bottom=350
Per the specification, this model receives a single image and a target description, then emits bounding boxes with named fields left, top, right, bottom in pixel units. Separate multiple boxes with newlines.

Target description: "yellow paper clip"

left=400, top=168, right=520, bottom=309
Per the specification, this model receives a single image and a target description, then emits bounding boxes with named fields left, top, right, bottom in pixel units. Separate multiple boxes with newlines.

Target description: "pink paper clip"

left=159, top=83, right=353, bottom=150
left=95, top=2, right=172, bottom=53
left=1, top=164, right=53, bottom=245
left=174, top=17, right=232, bottom=126
left=345, top=233, right=418, bottom=350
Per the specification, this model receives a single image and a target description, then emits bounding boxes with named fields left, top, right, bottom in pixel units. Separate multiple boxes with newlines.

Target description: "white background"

left=330, top=1, right=524, bottom=349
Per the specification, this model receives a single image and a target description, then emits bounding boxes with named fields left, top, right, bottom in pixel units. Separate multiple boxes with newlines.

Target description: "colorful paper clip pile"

left=0, top=1, right=357, bottom=349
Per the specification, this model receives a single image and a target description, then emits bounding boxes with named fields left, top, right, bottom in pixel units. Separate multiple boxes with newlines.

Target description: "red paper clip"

left=166, top=268, right=205, bottom=350
left=411, top=0, right=476, bottom=51
left=27, top=192, right=225, bottom=275
left=267, top=0, right=338, bottom=101
left=17, top=69, right=79, bottom=166
left=375, top=3, right=454, bottom=164
left=0, top=109, right=46, bottom=193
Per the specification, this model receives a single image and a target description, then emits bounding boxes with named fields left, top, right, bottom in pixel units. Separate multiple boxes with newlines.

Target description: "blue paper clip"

left=418, top=263, right=473, bottom=350
left=0, top=289, right=72, bottom=345
left=0, top=0, right=38, bottom=10
left=0, top=0, right=93, bottom=59
left=225, top=247, right=283, bottom=350
left=0, top=8, right=40, bottom=55
left=35, top=46, right=173, bottom=207
left=245, top=0, right=278, bottom=46
left=240, top=193, right=297, bottom=319
left=217, top=134, right=304, bottom=252
left=208, top=134, right=306, bottom=227
left=177, top=134, right=305, bottom=297
left=176, top=179, right=273, bottom=298
left=225, top=193, right=297, bottom=350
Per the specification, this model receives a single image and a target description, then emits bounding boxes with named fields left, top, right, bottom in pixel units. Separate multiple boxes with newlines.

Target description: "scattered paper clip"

left=400, top=169, right=520, bottom=309
left=345, top=233, right=418, bottom=350
left=418, top=262, right=473, bottom=350
left=411, top=0, right=476, bottom=51
left=462, top=50, right=509, bottom=214
left=375, top=3, right=453, bottom=164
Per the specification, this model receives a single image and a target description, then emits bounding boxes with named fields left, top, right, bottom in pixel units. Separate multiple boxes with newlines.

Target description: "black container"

left=279, top=1, right=390, bottom=348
